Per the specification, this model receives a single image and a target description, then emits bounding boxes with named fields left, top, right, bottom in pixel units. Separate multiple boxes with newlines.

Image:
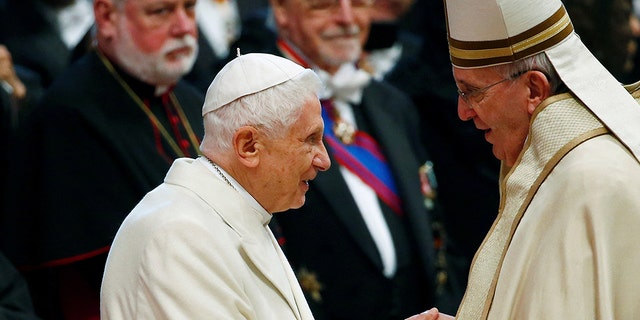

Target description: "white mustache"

left=161, top=34, right=198, bottom=56
left=321, top=25, right=361, bottom=38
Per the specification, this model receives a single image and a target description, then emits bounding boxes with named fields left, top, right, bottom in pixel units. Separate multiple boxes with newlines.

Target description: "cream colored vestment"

left=457, top=95, right=640, bottom=319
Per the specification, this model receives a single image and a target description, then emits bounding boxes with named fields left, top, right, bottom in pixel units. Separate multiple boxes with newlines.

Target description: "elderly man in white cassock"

left=101, top=53, right=331, bottom=319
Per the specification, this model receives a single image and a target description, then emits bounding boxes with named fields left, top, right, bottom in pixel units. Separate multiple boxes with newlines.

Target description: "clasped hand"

left=404, top=307, right=455, bottom=320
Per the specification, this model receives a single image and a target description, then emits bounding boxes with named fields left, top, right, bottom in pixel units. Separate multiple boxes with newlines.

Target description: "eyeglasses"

left=306, top=0, right=375, bottom=11
left=457, top=71, right=525, bottom=109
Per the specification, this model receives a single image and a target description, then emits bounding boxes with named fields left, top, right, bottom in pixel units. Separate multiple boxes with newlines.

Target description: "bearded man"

left=0, top=0, right=204, bottom=318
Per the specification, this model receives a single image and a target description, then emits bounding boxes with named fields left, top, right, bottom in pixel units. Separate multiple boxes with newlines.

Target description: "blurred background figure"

left=0, top=45, right=29, bottom=221
left=627, top=0, right=640, bottom=82
left=0, top=0, right=94, bottom=115
left=184, top=0, right=242, bottom=91
left=197, top=0, right=241, bottom=60
left=0, top=44, right=26, bottom=133
left=360, top=0, right=421, bottom=81
left=563, top=0, right=635, bottom=82
left=1, top=0, right=204, bottom=318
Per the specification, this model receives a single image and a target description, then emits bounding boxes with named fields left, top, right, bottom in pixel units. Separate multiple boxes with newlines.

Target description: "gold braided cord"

left=97, top=50, right=200, bottom=158
left=169, top=93, right=201, bottom=153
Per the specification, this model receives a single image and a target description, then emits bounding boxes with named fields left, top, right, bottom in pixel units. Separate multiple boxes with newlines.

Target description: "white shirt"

left=196, top=0, right=241, bottom=59
left=55, top=0, right=94, bottom=49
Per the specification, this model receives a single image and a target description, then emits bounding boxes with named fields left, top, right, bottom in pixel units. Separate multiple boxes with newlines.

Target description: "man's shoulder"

left=563, top=134, right=640, bottom=170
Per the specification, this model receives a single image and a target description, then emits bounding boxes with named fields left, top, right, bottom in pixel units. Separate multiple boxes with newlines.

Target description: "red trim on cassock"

left=19, top=246, right=111, bottom=272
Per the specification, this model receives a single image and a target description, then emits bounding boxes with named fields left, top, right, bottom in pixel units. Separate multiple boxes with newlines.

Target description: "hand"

left=0, top=44, right=26, bottom=99
left=632, top=14, right=640, bottom=37
left=404, top=307, right=456, bottom=320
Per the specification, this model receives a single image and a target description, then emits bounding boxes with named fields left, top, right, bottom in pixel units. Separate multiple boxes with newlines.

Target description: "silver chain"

left=204, top=156, right=236, bottom=191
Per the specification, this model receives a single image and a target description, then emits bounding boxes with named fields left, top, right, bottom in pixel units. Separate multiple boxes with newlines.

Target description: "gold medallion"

left=297, top=267, right=323, bottom=303
left=333, top=120, right=355, bottom=144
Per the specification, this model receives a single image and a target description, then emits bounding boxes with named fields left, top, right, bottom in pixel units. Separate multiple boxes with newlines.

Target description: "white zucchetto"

left=202, top=53, right=309, bottom=115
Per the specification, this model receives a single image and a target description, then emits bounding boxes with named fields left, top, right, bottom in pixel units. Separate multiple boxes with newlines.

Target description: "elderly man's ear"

left=94, top=0, right=118, bottom=40
left=234, top=126, right=261, bottom=168
left=525, top=70, right=552, bottom=115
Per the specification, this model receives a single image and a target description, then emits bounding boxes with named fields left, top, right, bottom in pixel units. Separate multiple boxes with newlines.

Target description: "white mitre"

left=444, top=0, right=640, bottom=161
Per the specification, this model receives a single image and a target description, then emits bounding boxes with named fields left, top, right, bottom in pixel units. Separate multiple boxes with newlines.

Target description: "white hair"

left=494, top=52, right=564, bottom=94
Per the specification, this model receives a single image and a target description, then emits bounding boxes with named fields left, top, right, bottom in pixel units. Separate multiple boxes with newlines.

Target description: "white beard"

left=112, top=25, right=198, bottom=86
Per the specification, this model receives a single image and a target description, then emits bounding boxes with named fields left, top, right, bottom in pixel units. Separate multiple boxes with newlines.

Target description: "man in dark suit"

left=231, top=0, right=458, bottom=318
left=1, top=0, right=203, bottom=318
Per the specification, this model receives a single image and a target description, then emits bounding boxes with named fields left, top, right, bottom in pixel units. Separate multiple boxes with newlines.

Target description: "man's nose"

left=314, top=143, right=331, bottom=171
left=334, top=0, right=356, bottom=24
left=457, top=98, right=476, bottom=121
left=170, top=7, right=197, bottom=36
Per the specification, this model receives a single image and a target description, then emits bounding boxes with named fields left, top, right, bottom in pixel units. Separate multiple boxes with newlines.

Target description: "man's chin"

left=156, top=58, right=196, bottom=83
left=321, top=54, right=359, bottom=69
left=169, top=52, right=197, bottom=70
left=152, top=71, right=188, bottom=86
left=290, top=196, right=306, bottom=211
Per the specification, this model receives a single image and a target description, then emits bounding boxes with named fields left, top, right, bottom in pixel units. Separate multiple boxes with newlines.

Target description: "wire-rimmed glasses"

left=457, top=71, right=525, bottom=109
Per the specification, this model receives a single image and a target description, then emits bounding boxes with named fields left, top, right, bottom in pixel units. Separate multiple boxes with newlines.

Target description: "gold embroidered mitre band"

left=446, top=5, right=573, bottom=68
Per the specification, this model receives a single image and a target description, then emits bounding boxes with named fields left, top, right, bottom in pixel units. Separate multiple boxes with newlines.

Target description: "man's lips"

left=166, top=46, right=192, bottom=59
